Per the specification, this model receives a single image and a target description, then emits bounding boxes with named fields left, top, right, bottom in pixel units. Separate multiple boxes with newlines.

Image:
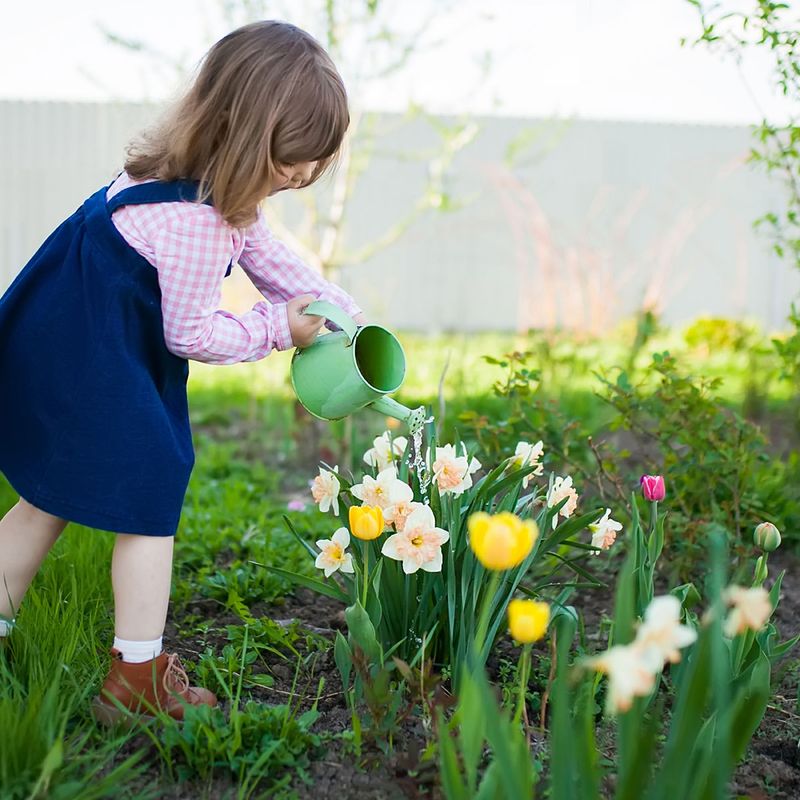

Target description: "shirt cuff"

left=271, top=301, right=294, bottom=351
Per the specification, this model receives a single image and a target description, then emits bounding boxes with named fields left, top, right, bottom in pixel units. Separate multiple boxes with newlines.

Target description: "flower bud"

left=753, top=555, right=769, bottom=585
left=640, top=475, right=665, bottom=502
left=508, top=599, right=550, bottom=644
left=753, top=521, right=781, bottom=552
left=349, top=505, right=384, bottom=540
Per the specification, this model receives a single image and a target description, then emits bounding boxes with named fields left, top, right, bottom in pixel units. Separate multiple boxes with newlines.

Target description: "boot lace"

left=162, top=653, right=190, bottom=696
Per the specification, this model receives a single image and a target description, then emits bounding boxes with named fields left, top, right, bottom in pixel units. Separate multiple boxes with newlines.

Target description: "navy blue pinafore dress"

left=0, top=179, right=230, bottom=536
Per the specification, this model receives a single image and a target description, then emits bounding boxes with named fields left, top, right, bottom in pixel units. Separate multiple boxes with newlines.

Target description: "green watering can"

left=290, top=301, right=427, bottom=431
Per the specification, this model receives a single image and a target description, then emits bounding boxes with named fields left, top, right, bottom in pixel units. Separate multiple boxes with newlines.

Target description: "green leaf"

left=334, top=630, right=353, bottom=692
left=251, top=562, right=349, bottom=603
left=345, top=601, right=382, bottom=664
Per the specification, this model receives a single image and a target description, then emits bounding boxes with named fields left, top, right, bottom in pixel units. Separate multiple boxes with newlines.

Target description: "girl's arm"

left=151, top=205, right=295, bottom=364
left=238, top=209, right=363, bottom=329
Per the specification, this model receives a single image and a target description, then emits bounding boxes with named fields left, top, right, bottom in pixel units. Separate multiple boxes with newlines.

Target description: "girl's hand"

left=287, top=294, right=324, bottom=347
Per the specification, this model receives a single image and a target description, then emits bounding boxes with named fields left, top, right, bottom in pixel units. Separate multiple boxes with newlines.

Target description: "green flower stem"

left=362, top=541, right=370, bottom=608
left=475, top=571, right=502, bottom=658
left=514, top=643, right=532, bottom=725
left=649, top=500, right=658, bottom=535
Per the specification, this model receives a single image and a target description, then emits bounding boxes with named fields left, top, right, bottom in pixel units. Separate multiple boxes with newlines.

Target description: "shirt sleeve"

left=238, top=209, right=362, bottom=331
left=151, top=205, right=294, bottom=364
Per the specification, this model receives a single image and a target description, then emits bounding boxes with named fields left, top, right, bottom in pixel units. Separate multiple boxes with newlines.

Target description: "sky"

left=0, top=0, right=795, bottom=125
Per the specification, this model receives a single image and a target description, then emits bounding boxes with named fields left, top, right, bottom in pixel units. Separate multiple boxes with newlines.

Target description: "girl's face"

left=269, top=161, right=318, bottom=195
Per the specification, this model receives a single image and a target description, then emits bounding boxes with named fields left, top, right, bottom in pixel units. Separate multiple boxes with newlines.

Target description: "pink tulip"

left=640, top=475, right=665, bottom=502
left=287, top=499, right=307, bottom=511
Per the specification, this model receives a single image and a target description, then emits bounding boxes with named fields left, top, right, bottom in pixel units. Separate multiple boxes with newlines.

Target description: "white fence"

left=1, top=100, right=796, bottom=332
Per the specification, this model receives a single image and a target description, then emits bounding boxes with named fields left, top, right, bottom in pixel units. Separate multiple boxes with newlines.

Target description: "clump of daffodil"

left=349, top=505, right=384, bottom=541
left=468, top=511, right=538, bottom=571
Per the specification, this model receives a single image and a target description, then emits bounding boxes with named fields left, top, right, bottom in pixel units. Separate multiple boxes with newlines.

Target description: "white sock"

left=0, top=618, right=14, bottom=637
left=113, top=635, right=163, bottom=664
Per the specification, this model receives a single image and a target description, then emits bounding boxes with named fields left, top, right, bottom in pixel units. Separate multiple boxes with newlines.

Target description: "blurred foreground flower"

left=512, top=440, right=544, bottom=489
left=588, top=644, right=657, bottom=713
left=311, top=466, right=340, bottom=515
left=315, top=528, right=355, bottom=577
left=753, top=521, right=781, bottom=552
left=508, top=599, right=550, bottom=643
left=546, top=475, right=579, bottom=529
left=431, top=444, right=481, bottom=496
left=640, top=475, right=666, bottom=502
left=635, top=595, right=697, bottom=670
left=723, top=585, right=773, bottom=637
left=363, top=431, right=408, bottom=471
left=588, top=594, right=696, bottom=713
left=468, top=511, right=538, bottom=570
left=589, top=508, right=622, bottom=553
left=381, top=505, right=450, bottom=573
left=349, top=505, right=385, bottom=541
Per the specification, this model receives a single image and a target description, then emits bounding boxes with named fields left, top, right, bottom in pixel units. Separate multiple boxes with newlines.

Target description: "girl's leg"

left=111, top=533, right=174, bottom=644
left=0, top=498, right=67, bottom=625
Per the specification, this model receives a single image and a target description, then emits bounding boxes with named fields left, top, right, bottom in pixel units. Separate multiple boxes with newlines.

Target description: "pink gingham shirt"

left=106, top=172, right=361, bottom=365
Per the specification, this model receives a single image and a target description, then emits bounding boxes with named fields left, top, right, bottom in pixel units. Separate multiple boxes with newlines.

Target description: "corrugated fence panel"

left=0, top=100, right=158, bottom=288
left=1, top=100, right=797, bottom=330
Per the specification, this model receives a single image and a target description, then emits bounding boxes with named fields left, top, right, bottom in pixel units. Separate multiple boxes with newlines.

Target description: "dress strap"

left=106, top=180, right=213, bottom=215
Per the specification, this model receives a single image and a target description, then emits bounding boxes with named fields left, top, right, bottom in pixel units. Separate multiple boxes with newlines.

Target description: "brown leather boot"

left=91, top=647, right=218, bottom=727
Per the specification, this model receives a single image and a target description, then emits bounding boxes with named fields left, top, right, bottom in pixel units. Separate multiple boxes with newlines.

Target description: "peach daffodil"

left=546, top=475, right=579, bottom=529
left=310, top=465, right=340, bottom=515
left=468, top=511, right=538, bottom=571
left=430, top=444, right=481, bottom=496
left=381, top=505, right=450, bottom=574
left=363, top=431, right=408, bottom=471
left=589, top=508, right=622, bottom=553
left=384, top=498, right=425, bottom=533
left=722, top=585, right=773, bottom=637
left=349, top=505, right=384, bottom=541
left=512, top=440, right=544, bottom=489
left=351, top=466, right=407, bottom=511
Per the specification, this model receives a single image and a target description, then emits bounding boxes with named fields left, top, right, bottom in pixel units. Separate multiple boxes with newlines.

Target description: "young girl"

left=0, top=20, right=364, bottom=724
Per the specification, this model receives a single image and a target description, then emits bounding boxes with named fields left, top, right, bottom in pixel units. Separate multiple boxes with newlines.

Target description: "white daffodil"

left=351, top=465, right=410, bottom=512
left=363, top=431, right=408, bottom=472
left=546, top=475, right=579, bottom=529
left=310, top=466, right=340, bottom=515
left=314, top=527, right=355, bottom=578
left=634, top=595, right=697, bottom=671
left=381, top=504, right=450, bottom=574
left=723, top=585, right=773, bottom=638
left=589, top=508, right=623, bottom=553
left=430, top=444, right=481, bottom=496
left=513, top=440, right=544, bottom=489
left=587, top=644, right=657, bottom=714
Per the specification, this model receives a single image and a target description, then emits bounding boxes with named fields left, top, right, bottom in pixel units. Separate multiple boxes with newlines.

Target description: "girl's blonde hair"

left=125, top=21, right=349, bottom=227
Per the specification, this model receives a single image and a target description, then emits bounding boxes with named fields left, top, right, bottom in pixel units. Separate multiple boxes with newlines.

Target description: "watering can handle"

left=302, top=300, right=359, bottom=344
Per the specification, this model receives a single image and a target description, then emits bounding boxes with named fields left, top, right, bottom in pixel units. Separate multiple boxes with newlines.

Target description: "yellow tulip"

left=508, top=599, right=550, bottom=643
left=468, top=511, right=538, bottom=571
left=349, top=504, right=384, bottom=541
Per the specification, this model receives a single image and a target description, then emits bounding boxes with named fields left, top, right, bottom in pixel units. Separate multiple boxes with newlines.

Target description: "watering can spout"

left=369, top=396, right=428, bottom=433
